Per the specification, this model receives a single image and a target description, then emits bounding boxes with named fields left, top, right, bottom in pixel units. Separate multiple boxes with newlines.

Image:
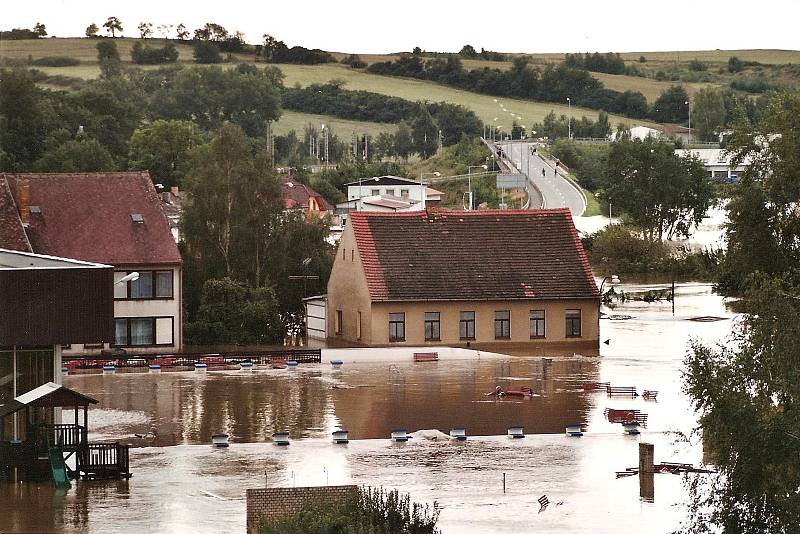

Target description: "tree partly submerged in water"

left=259, top=487, right=440, bottom=534
left=682, top=275, right=800, bottom=533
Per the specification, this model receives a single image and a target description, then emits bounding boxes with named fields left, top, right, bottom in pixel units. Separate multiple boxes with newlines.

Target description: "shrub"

left=639, top=55, right=647, bottom=63
left=688, top=59, right=707, bottom=71
left=730, top=76, right=775, bottom=93
left=727, top=56, right=744, bottom=73
left=31, top=56, right=80, bottom=67
left=259, top=487, right=440, bottom=534
left=340, top=53, right=367, bottom=69
left=131, top=42, right=179, bottom=65
left=193, top=41, right=222, bottom=64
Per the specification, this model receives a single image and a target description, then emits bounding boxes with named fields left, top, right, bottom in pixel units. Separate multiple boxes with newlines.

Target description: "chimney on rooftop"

left=18, top=183, right=30, bottom=225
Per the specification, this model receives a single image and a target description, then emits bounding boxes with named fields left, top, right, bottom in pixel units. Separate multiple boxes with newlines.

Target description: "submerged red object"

left=486, top=386, right=534, bottom=398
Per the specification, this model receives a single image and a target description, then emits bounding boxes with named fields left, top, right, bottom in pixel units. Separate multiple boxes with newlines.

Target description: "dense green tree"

left=32, top=137, right=115, bottom=172
left=150, top=65, right=281, bottom=137
left=103, top=16, right=123, bottom=38
left=459, top=44, right=478, bottom=58
left=651, top=85, right=690, bottom=124
left=85, top=23, right=99, bottom=38
left=683, top=275, right=800, bottom=533
left=131, top=42, right=179, bottom=64
left=727, top=56, right=744, bottom=73
left=192, top=40, right=222, bottom=64
left=393, top=123, right=414, bottom=162
left=128, top=120, right=203, bottom=188
left=96, top=40, right=122, bottom=78
left=184, top=277, right=284, bottom=345
left=137, top=22, right=152, bottom=39
left=692, top=87, right=727, bottom=142
left=33, top=22, right=47, bottom=37
left=599, top=137, right=716, bottom=241
left=175, top=23, right=189, bottom=40
left=410, top=105, right=439, bottom=158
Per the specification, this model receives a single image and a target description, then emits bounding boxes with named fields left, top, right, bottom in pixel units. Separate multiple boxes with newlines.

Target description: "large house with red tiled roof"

left=0, top=172, right=182, bottom=356
left=326, top=209, right=599, bottom=350
left=282, top=178, right=331, bottom=217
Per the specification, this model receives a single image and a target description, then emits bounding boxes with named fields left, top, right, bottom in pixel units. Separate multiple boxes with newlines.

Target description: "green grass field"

left=274, top=110, right=396, bottom=138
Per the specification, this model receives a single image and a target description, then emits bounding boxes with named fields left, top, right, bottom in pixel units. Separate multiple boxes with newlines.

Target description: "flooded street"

left=2, top=283, right=736, bottom=533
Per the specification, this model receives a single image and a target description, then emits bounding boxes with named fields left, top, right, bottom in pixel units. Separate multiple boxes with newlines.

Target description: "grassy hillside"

left=274, top=110, right=396, bottom=138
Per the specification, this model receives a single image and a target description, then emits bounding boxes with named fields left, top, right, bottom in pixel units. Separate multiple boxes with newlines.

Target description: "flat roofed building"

left=0, top=172, right=182, bottom=356
left=326, top=209, right=600, bottom=351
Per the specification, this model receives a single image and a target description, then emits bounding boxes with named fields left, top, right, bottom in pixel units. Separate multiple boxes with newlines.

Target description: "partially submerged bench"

left=413, top=352, right=439, bottom=362
left=606, top=385, right=638, bottom=397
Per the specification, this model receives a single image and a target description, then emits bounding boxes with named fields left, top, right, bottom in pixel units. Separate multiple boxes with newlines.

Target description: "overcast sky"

left=4, top=0, right=799, bottom=54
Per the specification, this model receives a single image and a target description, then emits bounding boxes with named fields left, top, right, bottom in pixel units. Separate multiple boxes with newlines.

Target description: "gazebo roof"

left=0, top=382, right=97, bottom=420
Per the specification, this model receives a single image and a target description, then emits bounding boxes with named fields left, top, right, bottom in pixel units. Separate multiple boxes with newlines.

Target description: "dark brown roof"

left=1, top=172, right=181, bottom=266
left=282, top=178, right=331, bottom=211
left=0, top=178, right=31, bottom=252
left=350, top=209, right=598, bottom=302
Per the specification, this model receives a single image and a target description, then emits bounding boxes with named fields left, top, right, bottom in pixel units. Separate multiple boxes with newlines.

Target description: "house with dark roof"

left=326, top=209, right=599, bottom=350
left=0, top=172, right=182, bottom=356
left=282, top=178, right=332, bottom=216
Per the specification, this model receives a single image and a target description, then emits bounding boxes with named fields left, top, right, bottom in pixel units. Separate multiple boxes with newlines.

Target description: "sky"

left=4, top=0, right=799, bottom=54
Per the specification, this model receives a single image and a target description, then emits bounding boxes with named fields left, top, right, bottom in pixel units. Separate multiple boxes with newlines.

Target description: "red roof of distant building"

left=282, top=178, right=331, bottom=212
left=0, top=178, right=31, bottom=252
left=1, top=172, right=181, bottom=266
left=349, top=209, right=598, bottom=301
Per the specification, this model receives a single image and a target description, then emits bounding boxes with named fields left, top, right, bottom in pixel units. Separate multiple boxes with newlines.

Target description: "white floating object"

left=286, top=360, right=298, bottom=367
left=450, top=428, right=467, bottom=441
left=102, top=364, right=115, bottom=373
left=330, top=359, right=343, bottom=367
left=332, top=430, right=349, bottom=444
left=565, top=423, right=583, bottom=437
left=508, top=426, right=525, bottom=439
left=211, top=433, right=229, bottom=447
left=391, top=429, right=409, bottom=442
left=194, top=362, right=208, bottom=371
left=239, top=361, right=254, bottom=370
left=61, top=367, right=69, bottom=376
left=623, top=421, right=641, bottom=435
left=272, top=431, right=290, bottom=446
left=148, top=364, right=161, bottom=373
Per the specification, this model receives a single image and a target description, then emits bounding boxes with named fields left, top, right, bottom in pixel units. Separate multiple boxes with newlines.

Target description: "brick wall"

left=246, top=485, right=358, bottom=533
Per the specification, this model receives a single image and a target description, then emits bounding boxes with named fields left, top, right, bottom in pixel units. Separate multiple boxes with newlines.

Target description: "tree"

left=192, top=40, right=221, bottom=64
left=150, top=65, right=281, bottom=137
left=103, top=16, right=123, bottom=38
left=727, top=56, right=744, bottom=73
left=175, top=23, right=189, bottom=40
left=184, top=277, right=284, bottom=344
left=131, top=42, right=178, bottom=64
left=459, top=44, right=477, bottom=58
left=410, top=105, right=439, bottom=158
left=0, top=68, right=50, bottom=170
left=96, top=40, right=122, bottom=78
left=683, top=275, right=800, bottom=533
left=412, top=46, right=422, bottom=55
left=128, top=120, right=203, bottom=188
left=137, top=22, right=153, bottom=39
left=651, top=85, right=690, bottom=124
left=85, top=23, right=99, bottom=38
left=599, top=137, right=716, bottom=241
left=32, top=138, right=115, bottom=172
left=393, top=124, right=414, bottom=162
left=692, top=87, right=726, bottom=142
left=33, top=22, right=47, bottom=38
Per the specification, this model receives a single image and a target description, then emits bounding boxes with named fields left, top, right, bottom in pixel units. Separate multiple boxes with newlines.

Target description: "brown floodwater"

left=1, top=283, right=735, bottom=533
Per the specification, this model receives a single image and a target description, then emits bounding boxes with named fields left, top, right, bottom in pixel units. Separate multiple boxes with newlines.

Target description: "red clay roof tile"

left=349, top=209, right=598, bottom=301
left=0, top=178, right=31, bottom=252
left=1, top=172, right=180, bottom=266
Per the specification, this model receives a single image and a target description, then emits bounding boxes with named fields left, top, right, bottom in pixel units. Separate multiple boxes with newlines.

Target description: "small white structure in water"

left=508, top=426, right=525, bottom=439
left=565, top=423, right=583, bottom=437
left=211, top=433, right=230, bottom=447
left=61, top=367, right=69, bottom=376
left=623, top=421, right=641, bottom=435
left=450, top=428, right=467, bottom=441
left=102, top=364, right=115, bottom=373
left=330, top=359, right=344, bottom=367
left=239, top=361, right=253, bottom=370
left=148, top=364, right=161, bottom=373
left=287, top=360, right=299, bottom=367
left=332, top=430, right=349, bottom=444
left=194, top=362, right=208, bottom=371
left=273, top=431, right=290, bottom=446
left=391, top=429, right=409, bottom=442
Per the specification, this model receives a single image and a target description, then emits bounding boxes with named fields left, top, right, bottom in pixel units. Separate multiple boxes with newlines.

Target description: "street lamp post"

left=685, top=99, right=691, bottom=142
left=420, top=172, right=441, bottom=210
left=467, top=165, right=488, bottom=210
left=566, top=97, right=572, bottom=140
left=599, top=275, right=620, bottom=295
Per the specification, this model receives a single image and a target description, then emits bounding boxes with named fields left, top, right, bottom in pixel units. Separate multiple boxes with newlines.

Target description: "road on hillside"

left=496, top=141, right=586, bottom=216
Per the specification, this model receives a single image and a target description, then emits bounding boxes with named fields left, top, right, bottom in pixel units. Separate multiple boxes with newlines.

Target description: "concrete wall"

left=369, top=299, right=599, bottom=349
left=246, top=485, right=358, bottom=533
left=326, top=224, right=373, bottom=345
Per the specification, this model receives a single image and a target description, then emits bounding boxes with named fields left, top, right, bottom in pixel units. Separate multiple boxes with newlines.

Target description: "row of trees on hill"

left=0, top=23, right=47, bottom=39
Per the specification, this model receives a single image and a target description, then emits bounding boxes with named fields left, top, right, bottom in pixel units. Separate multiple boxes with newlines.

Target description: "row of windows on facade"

left=362, top=188, right=411, bottom=198
left=114, top=270, right=173, bottom=300
left=335, top=309, right=582, bottom=341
